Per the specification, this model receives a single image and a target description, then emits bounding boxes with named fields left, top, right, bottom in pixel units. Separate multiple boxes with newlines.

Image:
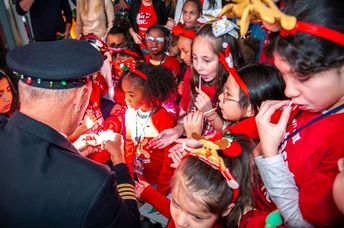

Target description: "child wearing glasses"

left=128, top=0, right=168, bottom=48
left=144, top=24, right=180, bottom=79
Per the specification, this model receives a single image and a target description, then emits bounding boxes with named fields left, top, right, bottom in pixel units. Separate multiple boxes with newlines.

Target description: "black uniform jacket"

left=0, top=112, right=140, bottom=227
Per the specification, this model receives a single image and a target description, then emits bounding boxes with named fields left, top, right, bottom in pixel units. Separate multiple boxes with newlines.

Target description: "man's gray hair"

left=18, top=80, right=78, bottom=104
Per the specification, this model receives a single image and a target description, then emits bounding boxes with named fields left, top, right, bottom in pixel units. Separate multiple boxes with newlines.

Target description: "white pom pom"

left=227, top=180, right=239, bottom=189
left=222, top=42, right=229, bottom=49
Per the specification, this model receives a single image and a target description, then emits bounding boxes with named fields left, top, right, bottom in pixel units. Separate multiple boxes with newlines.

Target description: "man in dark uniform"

left=0, top=39, right=140, bottom=227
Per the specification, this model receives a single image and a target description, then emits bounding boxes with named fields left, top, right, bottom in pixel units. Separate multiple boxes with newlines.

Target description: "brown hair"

left=189, top=23, right=240, bottom=111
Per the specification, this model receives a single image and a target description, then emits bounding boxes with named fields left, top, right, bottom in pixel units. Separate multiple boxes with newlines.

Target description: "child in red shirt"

left=121, top=62, right=176, bottom=195
left=253, top=0, right=344, bottom=227
left=149, top=23, right=240, bottom=149
left=136, top=134, right=268, bottom=228
left=144, top=24, right=180, bottom=78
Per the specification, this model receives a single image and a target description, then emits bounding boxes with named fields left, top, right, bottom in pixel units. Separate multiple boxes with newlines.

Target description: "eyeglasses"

left=145, top=36, right=165, bottom=43
left=222, top=87, right=240, bottom=103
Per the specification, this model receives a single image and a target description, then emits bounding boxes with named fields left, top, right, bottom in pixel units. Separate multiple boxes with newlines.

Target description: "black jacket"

left=15, top=0, right=72, bottom=41
left=0, top=112, right=140, bottom=227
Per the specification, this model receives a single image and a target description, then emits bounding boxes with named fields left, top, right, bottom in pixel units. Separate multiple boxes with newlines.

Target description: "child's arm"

left=135, top=181, right=171, bottom=219
left=156, top=144, right=175, bottom=195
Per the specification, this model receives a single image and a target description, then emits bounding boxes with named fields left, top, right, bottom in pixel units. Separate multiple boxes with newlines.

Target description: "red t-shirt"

left=125, top=107, right=176, bottom=195
left=145, top=54, right=181, bottom=78
left=137, top=3, right=157, bottom=48
left=254, top=111, right=344, bottom=227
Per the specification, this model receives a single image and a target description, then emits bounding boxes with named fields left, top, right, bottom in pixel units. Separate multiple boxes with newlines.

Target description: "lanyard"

left=135, top=110, right=152, bottom=144
left=280, top=103, right=344, bottom=147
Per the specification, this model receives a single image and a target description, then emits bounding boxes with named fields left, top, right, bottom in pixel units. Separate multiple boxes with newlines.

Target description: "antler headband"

left=182, top=133, right=242, bottom=203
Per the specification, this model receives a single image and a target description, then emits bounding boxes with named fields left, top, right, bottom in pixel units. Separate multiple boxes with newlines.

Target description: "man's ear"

left=74, top=83, right=92, bottom=113
left=221, top=203, right=235, bottom=217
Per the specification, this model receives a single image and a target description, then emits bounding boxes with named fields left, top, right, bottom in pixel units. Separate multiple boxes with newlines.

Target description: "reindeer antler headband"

left=182, top=133, right=242, bottom=203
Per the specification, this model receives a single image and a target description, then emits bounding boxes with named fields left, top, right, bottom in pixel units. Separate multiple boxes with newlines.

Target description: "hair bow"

left=110, top=59, right=147, bottom=80
left=212, top=16, right=239, bottom=38
left=218, top=43, right=250, bottom=98
left=172, top=24, right=197, bottom=39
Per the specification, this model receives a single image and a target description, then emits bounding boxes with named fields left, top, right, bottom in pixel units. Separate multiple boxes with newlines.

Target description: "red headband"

left=110, top=59, right=148, bottom=80
left=109, top=47, right=142, bottom=59
left=218, top=44, right=250, bottom=98
left=280, top=21, right=344, bottom=46
left=172, top=24, right=197, bottom=39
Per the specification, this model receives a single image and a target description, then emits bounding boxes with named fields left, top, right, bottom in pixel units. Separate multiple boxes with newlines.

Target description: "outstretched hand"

left=168, top=138, right=202, bottom=168
left=148, top=128, right=180, bottom=149
left=74, top=133, right=101, bottom=156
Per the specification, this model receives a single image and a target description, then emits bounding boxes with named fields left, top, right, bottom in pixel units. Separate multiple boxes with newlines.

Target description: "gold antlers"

left=219, top=0, right=297, bottom=37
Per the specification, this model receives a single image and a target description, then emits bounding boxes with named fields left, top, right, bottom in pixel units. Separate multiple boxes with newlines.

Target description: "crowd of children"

left=3, top=0, right=344, bottom=227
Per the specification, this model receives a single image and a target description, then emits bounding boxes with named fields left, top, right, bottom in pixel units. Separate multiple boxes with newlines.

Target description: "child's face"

left=333, top=158, right=344, bottom=214
left=0, top=77, right=13, bottom=114
left=170, top=176, right=219, bottom=228
left=218, top=76, right=250, bottom=122
left=107, top=33, right=126, bottom=48
left=192, top=37, right=219, bottom=83
left=121, top=77, right=144, bottom=110
left=145, top=29, right=165, bottom=56
left=177, top=35, right=193, bottom=66
left=182, top=1, right=200, bottom=28
left=274, top=52, right=344, bottom=112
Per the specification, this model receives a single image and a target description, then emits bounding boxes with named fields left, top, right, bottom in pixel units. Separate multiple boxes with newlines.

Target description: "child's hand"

left=110, top=104, right=124, bottom=115
left=129, top=29, right=142, bottom=45
left=168, top=144, right=184, bottom=168
left=165, top=18, right=176, bottom=30
left=134, top=179, right=149, bottom=198
left=195, top=87, right=214, bottom=113
left=73, top=133, right=101, bottom=156
left=255, top=100, right=291, bottom=158
left=168, top=138, right=203, bottom=168
left=184, top=111, right=204, bottom=138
